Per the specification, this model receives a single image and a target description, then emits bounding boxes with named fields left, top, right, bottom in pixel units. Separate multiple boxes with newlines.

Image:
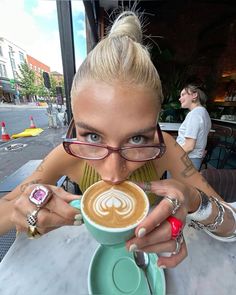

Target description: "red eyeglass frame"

left=63, top=122, right=166, bottom=162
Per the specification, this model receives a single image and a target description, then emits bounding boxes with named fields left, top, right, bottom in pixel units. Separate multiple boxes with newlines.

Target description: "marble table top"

left=0, top=224, right=235, bottom=295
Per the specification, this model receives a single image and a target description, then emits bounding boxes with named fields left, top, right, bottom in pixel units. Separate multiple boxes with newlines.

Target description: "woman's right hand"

left=11, top=184, right=81, bottom=235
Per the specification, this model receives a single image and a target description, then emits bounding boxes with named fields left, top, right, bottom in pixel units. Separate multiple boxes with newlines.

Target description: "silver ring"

left=26, top=209, right=40, bottom=227
left=143, top=182, right=152, bottom=192
left=164, top=196, right=181, bottom=215
left=172, top=232, right=184, bottom=255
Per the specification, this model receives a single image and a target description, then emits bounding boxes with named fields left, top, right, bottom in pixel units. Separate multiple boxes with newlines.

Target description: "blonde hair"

left=71, top=11, right=163, bottom=104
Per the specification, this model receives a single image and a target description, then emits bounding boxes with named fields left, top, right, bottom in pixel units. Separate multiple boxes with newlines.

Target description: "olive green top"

left=79, top=161, right=160, bottom=205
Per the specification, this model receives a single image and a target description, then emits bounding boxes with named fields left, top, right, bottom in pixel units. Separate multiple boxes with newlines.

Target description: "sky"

left=0, top=0, right=87, bottom=74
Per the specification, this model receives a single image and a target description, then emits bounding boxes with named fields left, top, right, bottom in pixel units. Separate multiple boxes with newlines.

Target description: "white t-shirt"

left=176, top=106, right=211, bottom=158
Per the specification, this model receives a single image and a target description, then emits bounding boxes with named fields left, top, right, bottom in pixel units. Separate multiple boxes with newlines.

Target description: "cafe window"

left=11, top=58, right=16, bottom=70
left=19, top=51, right=25, bottom=63
left=8, top=46, right=14, bottom=57
left=0, top=63, right=7, bottom=77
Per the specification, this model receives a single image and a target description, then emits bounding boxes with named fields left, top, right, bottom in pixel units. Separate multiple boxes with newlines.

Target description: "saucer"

left=88, top=244, right=166, bottom=295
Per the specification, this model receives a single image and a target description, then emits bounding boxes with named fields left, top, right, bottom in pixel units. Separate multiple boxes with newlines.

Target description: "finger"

left=47, top=186, right=82, bottom=203
left=15, top=187, right=80, bottom=222
left=126, top=221, right=171, bottom=251
left=157, top=240, right=188, bottom=269
left=45, top=195, right=80, bottom=220
left=36, top=208, right=75, bottom=228
left=138, top=239, right=177, bottom=254
left=136, top=180, right=183, bottom=200
left=134, top=199, right=174, bottom=238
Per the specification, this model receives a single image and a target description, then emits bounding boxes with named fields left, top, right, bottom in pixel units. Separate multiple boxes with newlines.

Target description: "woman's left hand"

left=126, top=179, right=199, bottom=268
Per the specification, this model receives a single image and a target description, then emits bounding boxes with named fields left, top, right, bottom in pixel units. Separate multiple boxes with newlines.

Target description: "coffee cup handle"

left=69, top=199, right=81, bottom=210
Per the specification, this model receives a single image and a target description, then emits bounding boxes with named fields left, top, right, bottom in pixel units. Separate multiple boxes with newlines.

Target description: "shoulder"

left=30, top=144, right=84, bottom=184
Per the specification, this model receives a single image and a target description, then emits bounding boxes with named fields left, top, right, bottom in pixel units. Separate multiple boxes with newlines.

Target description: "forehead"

left=72, top=80, right=159, bottom=126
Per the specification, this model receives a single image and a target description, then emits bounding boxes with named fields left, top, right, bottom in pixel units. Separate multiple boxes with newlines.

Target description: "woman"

left=176, top=84, right=211, bottom=170
left=0, top=11, right=235, bottom=270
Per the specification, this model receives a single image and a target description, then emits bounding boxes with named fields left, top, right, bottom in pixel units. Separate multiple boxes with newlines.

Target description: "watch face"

left=29, top=185, right=51, bottom=207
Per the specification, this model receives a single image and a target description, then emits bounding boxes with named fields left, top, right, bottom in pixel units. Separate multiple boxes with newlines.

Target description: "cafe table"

left=159, top=122, right=181, bottom=132
left=0, top=223, right=235, bottom=295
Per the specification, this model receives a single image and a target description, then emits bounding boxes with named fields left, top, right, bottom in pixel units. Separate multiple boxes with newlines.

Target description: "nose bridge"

left=103, top=151, right=127, bottom=181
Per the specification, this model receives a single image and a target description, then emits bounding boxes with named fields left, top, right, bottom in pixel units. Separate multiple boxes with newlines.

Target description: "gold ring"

left=27, top=225, right=42, bottom=239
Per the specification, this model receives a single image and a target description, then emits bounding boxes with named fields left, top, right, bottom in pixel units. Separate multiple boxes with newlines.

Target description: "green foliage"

left=49, top=75, right=57, bottom=97
left=17, top=62, right=37, bottom=97
left=37, top=75, right=49, bottom=98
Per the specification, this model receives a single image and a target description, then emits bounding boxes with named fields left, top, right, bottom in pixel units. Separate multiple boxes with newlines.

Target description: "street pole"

left=56, top=0, right=76, bottom=125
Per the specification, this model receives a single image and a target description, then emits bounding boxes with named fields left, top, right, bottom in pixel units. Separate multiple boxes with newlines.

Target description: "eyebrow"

left=75, top=121, right=102, bottom=134
left=75, top=121, right=156, bottom=136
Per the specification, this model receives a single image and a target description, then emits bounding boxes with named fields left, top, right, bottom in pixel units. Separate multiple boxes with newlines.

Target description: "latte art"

left=83, top=181, right=148, bottom=228
left=94, top=189, right=135, bottom=218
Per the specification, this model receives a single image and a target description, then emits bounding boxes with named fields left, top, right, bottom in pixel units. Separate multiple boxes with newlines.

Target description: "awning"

left=0, top=79, right=16, bottom=94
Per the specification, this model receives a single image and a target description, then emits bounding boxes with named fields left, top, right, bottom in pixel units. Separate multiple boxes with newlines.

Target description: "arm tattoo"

left=180, top=153, right=197, bottom=178
left=20, top=179, right=43, bottom=193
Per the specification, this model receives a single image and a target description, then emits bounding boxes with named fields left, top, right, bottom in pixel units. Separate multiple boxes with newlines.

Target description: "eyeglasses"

left=63, top=123, right=166, bottom=162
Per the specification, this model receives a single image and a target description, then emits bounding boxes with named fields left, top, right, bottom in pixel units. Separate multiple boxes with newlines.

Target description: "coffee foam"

left=83, top=181, right=148, bottom=228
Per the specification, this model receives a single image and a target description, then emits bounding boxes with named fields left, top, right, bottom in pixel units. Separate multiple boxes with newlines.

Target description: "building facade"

left=0, top=37, right=27, bottom=103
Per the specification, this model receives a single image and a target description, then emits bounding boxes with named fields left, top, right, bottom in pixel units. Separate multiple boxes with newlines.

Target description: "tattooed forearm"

left=20, top=179, right=43, bottom=193
left=180, top=153, right=197, bottom=178
left=36, top=159, right=46, bottom=172
left=201, top=175, right=211, bottom=188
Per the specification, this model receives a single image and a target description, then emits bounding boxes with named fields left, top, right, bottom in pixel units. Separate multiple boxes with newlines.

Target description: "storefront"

left=0, top=78, right=16, bottom=103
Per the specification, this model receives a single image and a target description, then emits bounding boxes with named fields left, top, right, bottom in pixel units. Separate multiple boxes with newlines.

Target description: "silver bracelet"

left=188, top=189, right=213, bottom=221
left=189, top=196, right=225, bottom=232
left=221, top=202, right=236, bottom=235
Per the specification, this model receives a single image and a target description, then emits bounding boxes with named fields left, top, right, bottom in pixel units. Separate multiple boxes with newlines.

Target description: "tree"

left=49, top=75, right=57, bottom=98
left=17, top=62, right=37, bottom=101
left=37, top=75, right=49, bottom=99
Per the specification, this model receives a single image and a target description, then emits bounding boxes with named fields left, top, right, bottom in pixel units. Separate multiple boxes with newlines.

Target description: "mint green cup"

left=70, top=180, right=149, bottom=246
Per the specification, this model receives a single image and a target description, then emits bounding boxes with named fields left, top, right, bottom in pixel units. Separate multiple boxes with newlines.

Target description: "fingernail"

left=74, top=220, right=83, bottom=226
left=74, top=214, right=83, bottom=221
left=129, top=244, right=138, bottom=252
left=137, top=227, right=146, bottom=238
left=160, top=252, right=172, bottom=257
left=158, top=265, right=167, bottom=269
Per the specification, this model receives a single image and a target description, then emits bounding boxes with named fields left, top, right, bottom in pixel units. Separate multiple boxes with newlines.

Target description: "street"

left=0, top=104, right=68, bottom=182
left=0, top=105, right=49, bottom=135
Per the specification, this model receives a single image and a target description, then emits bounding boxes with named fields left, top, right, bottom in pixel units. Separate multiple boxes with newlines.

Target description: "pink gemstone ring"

left=29, top=185, right=52, bottom=208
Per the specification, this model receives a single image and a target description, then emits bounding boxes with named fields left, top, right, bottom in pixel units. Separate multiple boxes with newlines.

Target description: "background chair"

left=201, top=123, right=234, bottom=169
left=201, top=168, right=236, bottom=202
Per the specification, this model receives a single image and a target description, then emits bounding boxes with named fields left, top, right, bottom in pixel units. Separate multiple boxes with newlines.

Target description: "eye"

left=129, top=135, right=147, bottom=145
left=83, top=133, right=101, bottom=143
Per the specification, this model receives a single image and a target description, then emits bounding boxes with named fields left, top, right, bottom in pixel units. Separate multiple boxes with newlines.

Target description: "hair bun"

left=108, top=11, right=142, bottom=43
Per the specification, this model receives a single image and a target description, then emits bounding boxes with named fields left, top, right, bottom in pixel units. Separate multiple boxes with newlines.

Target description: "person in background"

left=0, top=11, right=235, bottom=270
left=176, top=84, right=211, bottom=170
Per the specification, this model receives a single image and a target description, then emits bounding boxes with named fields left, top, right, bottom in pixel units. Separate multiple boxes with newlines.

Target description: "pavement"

left=0, top=126, right=68, bottom=182
left=0, top=102, right=48, bottom=109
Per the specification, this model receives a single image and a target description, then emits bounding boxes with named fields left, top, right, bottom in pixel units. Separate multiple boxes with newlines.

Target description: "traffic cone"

left=1, top=121, right=11, bottom=141
left=29, top=115, right=36, bottom=128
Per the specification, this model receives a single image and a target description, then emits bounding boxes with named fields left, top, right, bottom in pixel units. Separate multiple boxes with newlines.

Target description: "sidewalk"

left=0, top=103, right=47, bottom=109
left=0, top=126, right=67, bottom=181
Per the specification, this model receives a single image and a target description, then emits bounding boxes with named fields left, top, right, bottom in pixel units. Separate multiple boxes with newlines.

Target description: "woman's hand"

left=126, top=179, right=200, bottom=268
left=11, top=184, right=81, bottom=235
